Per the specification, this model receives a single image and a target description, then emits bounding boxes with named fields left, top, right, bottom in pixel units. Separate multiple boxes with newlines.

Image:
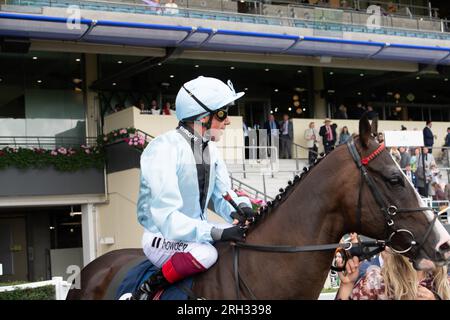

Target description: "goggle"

left=214, top=107, right=229, bottom=122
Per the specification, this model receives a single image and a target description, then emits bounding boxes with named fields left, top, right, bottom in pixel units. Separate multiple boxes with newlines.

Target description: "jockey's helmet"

left=175, top=76, right=244, bottom=121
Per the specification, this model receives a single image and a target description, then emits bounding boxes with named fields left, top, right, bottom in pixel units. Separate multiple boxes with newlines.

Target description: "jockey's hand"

left=211, top=226, right=246, bottom=242
left=230, top=206, right=255, bottom=226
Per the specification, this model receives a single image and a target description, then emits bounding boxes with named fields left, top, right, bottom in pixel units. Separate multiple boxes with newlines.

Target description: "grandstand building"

left=0, top=0, right=449, bottom=282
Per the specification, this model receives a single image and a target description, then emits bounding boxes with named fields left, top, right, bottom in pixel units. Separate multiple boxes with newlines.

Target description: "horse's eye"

left=389, top=176, right=403, bottom=186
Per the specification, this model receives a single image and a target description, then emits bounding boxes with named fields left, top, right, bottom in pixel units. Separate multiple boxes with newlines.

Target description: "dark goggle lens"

left=214, top=108, right=229, bottom=121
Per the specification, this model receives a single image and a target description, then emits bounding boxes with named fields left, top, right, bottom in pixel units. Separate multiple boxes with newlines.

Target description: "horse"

left=67, top=115, right=450, bottom=300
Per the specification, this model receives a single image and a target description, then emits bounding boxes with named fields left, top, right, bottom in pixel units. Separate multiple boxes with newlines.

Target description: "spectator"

left=138, top=100, right=147, bottom=113
left=338, top=126, right=351, bottom=145
left=398, top=147, right=410, bottom=169
left=410, top=147, right=420, bottom=173
left=336, top=248, right=450, bottom=300
left=143, top=0, right=162, bottom=14
left=445, top=183, right=450, bottom=200
left=366, top=105, right=378, bottom=120
left=319, top=118, right=337, bottom=154
left=352, top=102, right=365, bottom=119
left=149, top=100, right=161, bottom=115
left=423, top=120, right=434, bottom=148
left=376, top=132, right=384, bottom=144
left=432, top=182, right=446, bottom=201
left=279, top=114, right=293, bottom=159
left=334, top=104, right=348, bottom=119
left=164, top=0, right=179, bottom=15
left=389, top=147, right=401, bottom=164
left=304, top=121, right=319, bottom=165
left=416, top=147, right=434, bottom=197
left=445, top=127, right=450, bottom=147
left=243, top=120, right=250, bottom=159
left=404, top=164, right=416, bottom=187
left=264, top=114, right=280, bottom=157
left=162, top=102, right=172, bottom=115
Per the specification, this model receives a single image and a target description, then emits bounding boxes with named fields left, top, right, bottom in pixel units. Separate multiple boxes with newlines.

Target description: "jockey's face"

left=209, top=113, right=230, bottom=141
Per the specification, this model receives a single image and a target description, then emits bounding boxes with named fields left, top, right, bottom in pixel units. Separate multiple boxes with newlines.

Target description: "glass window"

left=0, top=52, right=85, bottom=146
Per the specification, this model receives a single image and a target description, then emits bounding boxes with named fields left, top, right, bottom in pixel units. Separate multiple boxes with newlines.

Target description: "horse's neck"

left=238, top=161, right=346, bottom=299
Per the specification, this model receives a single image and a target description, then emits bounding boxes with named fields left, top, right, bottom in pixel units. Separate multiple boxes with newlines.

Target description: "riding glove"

left=230, top=205, right=255, bottom=224
left=211, top=226, right=246, bottom=242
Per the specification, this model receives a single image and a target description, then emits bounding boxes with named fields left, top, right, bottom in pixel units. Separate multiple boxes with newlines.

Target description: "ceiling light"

left=32, top=56, right=38, bottom=60
left=274, top=89, right=279, bottom=92
left=75, top=58, right=81, bottom=62
left=112, top=82, right=117, bottom=86
left=244, top=87, right=248, bottom=91
left=445, top=78, right=449, bottom=82
left=297, top=70, right=302, bottom=73
left=327, top=89, right=335, bottom=93
left=170, top=75, right=174, bottom=78
left=357, top=92, right=362, bottom=95
left=416, top=76, right=420, bottom=80
left=157, top=63, right=162, bottom=66
left=265, top=68, right=270, bottom=72
left=360, top=73, right=364, bottom=77
left=230, top=66, right=235, bottom=70
left=288, top=107, right=292, bottom=111
left=195, top=65, right=199, bottom=68
left=0, top=78, right=3, bottom=82
left=270, top=110, right=273, bottom=114
left=70, top=228, right=74, bottom=233
left=37, top=80, right=42, bottom=84
left=302, top=108, right=306, bottom=111
left=432, top=95, right=437, bottom=98
left=275, top=107, right=278, bottom=112
left=329, top=71, right=334, bottom=75
left=49, top=226, right=55, bottom=230
left=117, top=60, right=123, bottom=64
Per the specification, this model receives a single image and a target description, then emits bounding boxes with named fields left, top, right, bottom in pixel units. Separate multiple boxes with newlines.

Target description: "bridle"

left=346, top=138, right=438, bottom=257
left=226, top=137, right=438, bottom=300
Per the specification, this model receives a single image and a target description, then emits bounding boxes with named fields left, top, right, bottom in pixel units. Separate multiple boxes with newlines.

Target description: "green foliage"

left=0, top=285, right=55, bottom=300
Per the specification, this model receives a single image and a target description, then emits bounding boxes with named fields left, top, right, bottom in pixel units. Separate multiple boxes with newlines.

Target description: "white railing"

left=0, top=277, right=72, bottom=300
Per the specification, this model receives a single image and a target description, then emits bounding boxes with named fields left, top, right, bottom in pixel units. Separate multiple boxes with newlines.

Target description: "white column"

left=81, top=204, right=97, bottom=266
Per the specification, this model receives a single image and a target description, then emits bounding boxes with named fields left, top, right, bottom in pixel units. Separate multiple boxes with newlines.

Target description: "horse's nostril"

left=438, top=242, right=450, bottom=252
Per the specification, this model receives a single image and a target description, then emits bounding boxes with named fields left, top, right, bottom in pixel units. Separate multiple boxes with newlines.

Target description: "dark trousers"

left=324, top=141, right=335, bottom=154
left=244, top=136, right=249, bottom=159
left=280, top=135, right=292, bottom=159
left=308, top=144, right=318, bottom=165
left=418, top=184, right=429, bottom=197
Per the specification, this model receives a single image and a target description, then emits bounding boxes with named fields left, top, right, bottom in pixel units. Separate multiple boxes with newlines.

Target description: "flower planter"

left=0, top=167, right=105, bottom=197
left=105, top=140, right=141, bottom=174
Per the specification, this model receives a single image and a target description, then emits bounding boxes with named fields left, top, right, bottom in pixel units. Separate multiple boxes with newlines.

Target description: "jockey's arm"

left=138, top=138, right=215, bottom=243
left=210, top=156, right=252, bottom=222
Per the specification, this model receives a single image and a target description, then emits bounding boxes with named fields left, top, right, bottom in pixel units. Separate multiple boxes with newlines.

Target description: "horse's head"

left=342, top=114, right=450, bottom=270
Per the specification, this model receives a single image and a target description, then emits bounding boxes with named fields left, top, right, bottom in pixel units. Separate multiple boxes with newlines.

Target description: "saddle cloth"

left=113, top=258, right=194, bottom=300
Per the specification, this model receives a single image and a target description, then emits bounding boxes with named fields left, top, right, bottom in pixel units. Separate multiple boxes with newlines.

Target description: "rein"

left=228, top=137, right=437, bottom=300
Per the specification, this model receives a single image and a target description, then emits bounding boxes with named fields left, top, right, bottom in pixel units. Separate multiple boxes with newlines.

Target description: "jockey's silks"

left=137, top=126, right=251, bottom=243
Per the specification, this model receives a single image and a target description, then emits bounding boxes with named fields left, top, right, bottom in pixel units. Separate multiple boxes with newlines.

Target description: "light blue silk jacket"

left=137, top=129, right=251, bottom=243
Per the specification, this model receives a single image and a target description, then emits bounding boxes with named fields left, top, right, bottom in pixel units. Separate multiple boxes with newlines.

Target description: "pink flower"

left=134, top=142, right=138, bottom=146
left=119, top=129, right=127, bottom=134
left=128, top=141, right=133, bottom=146
left=85, top=149, right=91, bottom=154
left=114, top=132, right=118, bottom=136
left=51, top=150, right=58, bottom=156
left=103, top=137, right=108, bottom=141
left=57, top=147, right=67, bottom=155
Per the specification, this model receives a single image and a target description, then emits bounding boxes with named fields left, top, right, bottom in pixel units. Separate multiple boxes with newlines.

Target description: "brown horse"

left=67, top=116, right=450, bottom=300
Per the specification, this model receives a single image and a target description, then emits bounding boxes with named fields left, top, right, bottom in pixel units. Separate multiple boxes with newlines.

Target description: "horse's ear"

left=359, top=112, right=371, bottom=149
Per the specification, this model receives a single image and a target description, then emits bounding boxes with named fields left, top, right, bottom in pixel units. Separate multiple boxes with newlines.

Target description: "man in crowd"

left=304, top=122, right=319, bottom=165
left=423, top=120, right=434, bottom=148
left=263, top=114, right=280, bottom=158
left=319, top=118, right=337, bottom=154
left=279, top=114, right=293, bottom=159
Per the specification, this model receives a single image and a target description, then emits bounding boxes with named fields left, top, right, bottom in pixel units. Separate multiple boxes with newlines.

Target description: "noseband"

left=346, top=138, right=438, bottom=257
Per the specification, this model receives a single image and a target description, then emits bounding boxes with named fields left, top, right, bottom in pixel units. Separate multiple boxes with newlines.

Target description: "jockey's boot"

left=130, top=269, right=170, bottom=300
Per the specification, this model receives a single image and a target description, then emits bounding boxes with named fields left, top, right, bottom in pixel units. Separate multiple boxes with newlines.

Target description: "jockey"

left=131, top=76, right=255, bottom=300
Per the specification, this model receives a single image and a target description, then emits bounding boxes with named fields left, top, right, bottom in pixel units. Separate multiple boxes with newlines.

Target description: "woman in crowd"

left=162, top=102, right=172, bottom=115
left=336, top=248, right=450, bottom=300
left=338, top=126, right=351, bottom=145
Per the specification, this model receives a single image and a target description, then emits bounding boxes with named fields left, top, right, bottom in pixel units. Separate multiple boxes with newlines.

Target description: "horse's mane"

left=249, top=147, right=332, bottom=231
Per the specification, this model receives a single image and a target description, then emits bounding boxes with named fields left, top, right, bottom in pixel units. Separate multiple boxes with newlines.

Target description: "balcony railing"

left=0, top=136, right=98, bottom=149
left=2, top=0, right=447, bottom=36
